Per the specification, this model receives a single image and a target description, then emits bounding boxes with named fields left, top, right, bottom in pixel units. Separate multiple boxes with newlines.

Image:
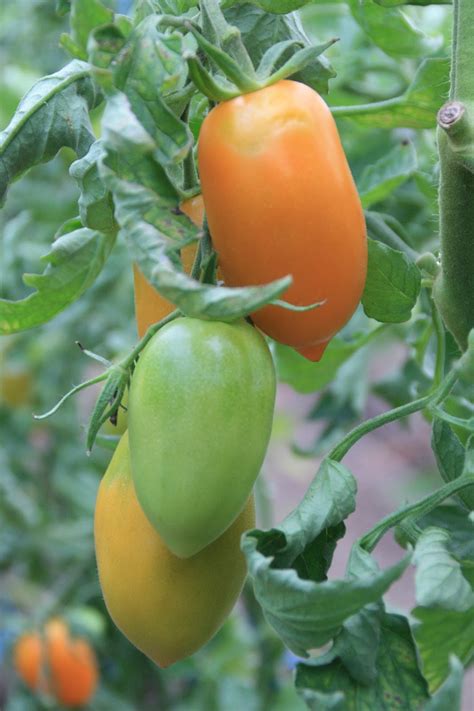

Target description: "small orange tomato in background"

left=133, top=195, right=205, bottom=338
left=198, top=79, right=367, bottom=361
left=13, top=618, right=98, bottom=707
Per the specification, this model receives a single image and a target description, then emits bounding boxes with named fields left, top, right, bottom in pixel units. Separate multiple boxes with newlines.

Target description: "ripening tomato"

left=128, top=317, right=275, bottom=558
left=94, top=432, right=255, bottom=667
left=198, top=79, right=367, bottom=361
left=13, top=619, right=98, bottom=707
left=133, top=194, right=205, bottom=338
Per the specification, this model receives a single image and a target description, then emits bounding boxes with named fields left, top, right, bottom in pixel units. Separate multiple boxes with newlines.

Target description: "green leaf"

left=100, top=91, right=178, bottom=198
left=412, top=606, right=474, bottom=692
left=110, top=18, right=192, bottom=168
left=432, top=419, right=474, bottom=510
left=347, top=0, right=440, bottom=58
left=0, top=226, right=116, bottom=335
left=415, top=504, right=474, bottom=562
left=362, top=239, right=421, bottom=323
left=243, top=459, right=410, bottom=657
left=147, top=256, right=292, bottom=321
left=365, top=211, right=419, bottom=261
left=275, top=328, right=376, bottom=395
left=224, top=4, right=335, bottom=94
left=325, top=546, right=384, bottom=685
left=358, top=142, right=418, bottom=208
left=60, top=0, right=114, bottom=60
left=331, top=58, right=450, bottom=129
left=225, top=0, right=311, bottom=12
left=424, top=657, right=463, bottom=711
left=70, top=141, right=115, bottom=232
left=413, top=527, right=474, bottom=611
left=376, top=0, right=451, bottom=6
left=296, top=614, right=429, bottom=710
left=0, top=60, right=100, bottom=205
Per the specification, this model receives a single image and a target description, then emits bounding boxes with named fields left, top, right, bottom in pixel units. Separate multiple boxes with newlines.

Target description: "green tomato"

left=128, top=317, right=276, bottom=558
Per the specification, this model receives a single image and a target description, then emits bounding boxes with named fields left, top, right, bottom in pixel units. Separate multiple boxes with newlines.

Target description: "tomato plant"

left=128, top=316, right=275, bottom=557
left=1, top=0, right=474, bottom=708
left=13, top=618, right=98, bottom=707
left=198, top=79, right=367, bottom=361
left=95, top=432, right=255, bottom=667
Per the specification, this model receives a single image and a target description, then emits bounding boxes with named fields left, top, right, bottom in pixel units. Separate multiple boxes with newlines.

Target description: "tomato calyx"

left=159, top=2, right=337, bottom=103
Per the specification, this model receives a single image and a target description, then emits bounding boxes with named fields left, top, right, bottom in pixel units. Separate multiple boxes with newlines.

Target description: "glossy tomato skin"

left=198, top=80, right=367, bottom=361
left=133, top=195, right=204, bottom=338
left=94, top=432, right=255, bottom=668
left=14, top=619, right=98, bottom=707
left=128, top=317, right=275, bottom=558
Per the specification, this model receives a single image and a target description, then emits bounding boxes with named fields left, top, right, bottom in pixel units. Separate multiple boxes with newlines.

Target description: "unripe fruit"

left=128, top=317, right=275, bottom=557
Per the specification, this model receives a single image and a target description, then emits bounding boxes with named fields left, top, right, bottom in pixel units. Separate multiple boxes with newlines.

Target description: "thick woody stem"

left=433, top=0, right=474, bottom=351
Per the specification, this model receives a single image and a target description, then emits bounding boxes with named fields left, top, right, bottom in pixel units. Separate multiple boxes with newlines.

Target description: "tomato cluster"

left=14, top=619, right=98, bottom=707
left=95, top=80, right=366, bottom=668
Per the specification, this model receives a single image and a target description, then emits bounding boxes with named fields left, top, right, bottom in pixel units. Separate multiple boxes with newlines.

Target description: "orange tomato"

left=198, top=80, right=367, bottom=361
left=13, top=619, right=98, bottom=707
left=94, top=431, right=255, bottom=667
left=133, top=195, right=205, bottom=338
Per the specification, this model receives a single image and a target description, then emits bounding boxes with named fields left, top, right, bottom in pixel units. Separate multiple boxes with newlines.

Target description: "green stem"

left=329, top=368, right=459, bottom=462
left=122, top=310, right=180, bottom=369
left=430, top=295, right=446, bottom=387
left=432, top=0, right=474, bottom=350
left=360, top=472, right=474, bottom=552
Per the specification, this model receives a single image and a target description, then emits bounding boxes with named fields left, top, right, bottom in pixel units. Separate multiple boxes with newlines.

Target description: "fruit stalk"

left=433, top=0, right=474, bottom=350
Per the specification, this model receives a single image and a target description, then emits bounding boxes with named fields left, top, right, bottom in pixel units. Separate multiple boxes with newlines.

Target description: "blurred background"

left=1, top=1, right=470, bottom=709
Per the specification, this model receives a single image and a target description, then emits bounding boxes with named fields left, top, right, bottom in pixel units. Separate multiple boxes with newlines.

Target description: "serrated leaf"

left=416, top=504, right=474, bottom=562
left=149, top=256, right=292, bottom=321
left=70, top=141, right=115, bottom=232
left=412, top=606, right=474, bottom=692
left=0, top=60, right=101, bottom=205
left=432, top=419, right=474, bottom=510
left=362, top=239, right=421, bottom=323
left=413, top=527, right=474, bottom=612
left=110, top=17, right=192, bottom=167
left=61, top=0, right=114, bottom=60
left=243, top=459, right=410, bottom=657
left=332, top=58, right=450, bottom=129
left=324, top=546, right=384, bottom=685
left=347, top=0, right=440, bottom=58
left=0, top=228, right=116, bottom=335
left=358, top=142, right=418, bottom=208
left=296, top=614, right=429, bottom=710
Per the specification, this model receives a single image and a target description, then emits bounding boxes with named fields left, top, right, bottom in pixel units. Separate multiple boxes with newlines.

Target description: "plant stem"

left=360, top=472, right=474, bottom=552
left=122, top=310, right=180, bottom=369
left=328, top=368, right=459, bottom=462
left=430, top=295, right=446, bottom=387
left=432, top=0, right=474, bottom=350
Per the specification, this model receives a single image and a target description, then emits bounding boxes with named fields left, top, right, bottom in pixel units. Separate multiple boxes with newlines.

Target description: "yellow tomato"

left=94, top=431, right=255, bottom=667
